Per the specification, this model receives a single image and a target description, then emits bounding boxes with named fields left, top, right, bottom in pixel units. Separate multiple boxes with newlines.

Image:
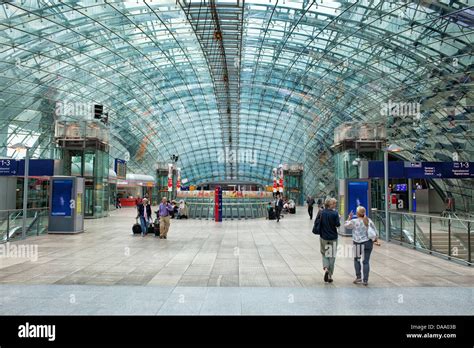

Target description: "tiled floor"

left=0, top=207, right=472, bottom=315
left=0, top=285, right=472, bottom=315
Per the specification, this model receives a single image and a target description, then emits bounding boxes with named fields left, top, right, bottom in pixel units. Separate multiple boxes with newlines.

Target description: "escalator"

left=1, top=210, right=48, bottom=242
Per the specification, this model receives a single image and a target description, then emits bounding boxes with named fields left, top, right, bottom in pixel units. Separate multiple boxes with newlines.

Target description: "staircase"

left=428, top=232, right=470, bottom=261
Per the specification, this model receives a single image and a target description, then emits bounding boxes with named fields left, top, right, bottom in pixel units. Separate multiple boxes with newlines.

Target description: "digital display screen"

left=347, top=181, right=369, bottom=218
left=395, top=184, right=407, bottom=192
left=51, top=180, right=73, bottom=216
left=115, top=159, right=127, bottom=179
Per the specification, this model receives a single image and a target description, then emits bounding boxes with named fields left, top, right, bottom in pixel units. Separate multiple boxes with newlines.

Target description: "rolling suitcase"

left=268, top=209, right=276, bottom=220
left=132, top=223, right=142, bottom=235
left=153, top=219, right=160, bottom=237
left=147, top=224, right=154, bottom=235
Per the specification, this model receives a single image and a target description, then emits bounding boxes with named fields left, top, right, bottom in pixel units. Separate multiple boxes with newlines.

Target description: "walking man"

left=274, top=193, right=284, bottom=222
left=158, top=197, right=174, bottom=239
left=306, top=195, right=315, bottom=220
left=318, top=197, right=340, bottom=283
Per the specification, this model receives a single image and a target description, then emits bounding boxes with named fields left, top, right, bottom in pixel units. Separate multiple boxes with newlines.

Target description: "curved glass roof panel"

left=0, top=0, right=472, bottom=206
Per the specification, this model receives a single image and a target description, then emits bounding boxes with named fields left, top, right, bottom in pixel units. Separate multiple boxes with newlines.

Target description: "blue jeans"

left=320, top=238, right=338, bottom=277
left=140, top=216, right=149, bottom=236
left=353, top=240, right=373, bottom=282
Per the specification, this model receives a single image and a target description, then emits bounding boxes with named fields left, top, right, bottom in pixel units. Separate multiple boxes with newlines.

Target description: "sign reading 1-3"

left=0, top=159, right=17, bottom=176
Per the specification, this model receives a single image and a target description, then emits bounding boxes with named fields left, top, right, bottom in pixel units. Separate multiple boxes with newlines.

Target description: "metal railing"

left=0, top=208, right=49, bottom=243
left=372, top=210, right=472, bottom=265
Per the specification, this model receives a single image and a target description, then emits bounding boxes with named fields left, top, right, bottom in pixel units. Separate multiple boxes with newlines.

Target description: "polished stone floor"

left=0, top=207, right=472, bottom=315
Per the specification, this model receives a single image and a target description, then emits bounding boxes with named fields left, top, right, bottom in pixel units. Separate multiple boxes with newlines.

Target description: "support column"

left=408, top=178, right=413, bottom=212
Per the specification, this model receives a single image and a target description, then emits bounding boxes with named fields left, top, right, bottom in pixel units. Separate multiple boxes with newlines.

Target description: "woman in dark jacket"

left=137, top=198, right=152, bottom=236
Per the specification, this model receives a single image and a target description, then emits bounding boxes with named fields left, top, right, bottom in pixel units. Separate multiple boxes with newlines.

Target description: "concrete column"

left=0, top=177, right=18, bottom=211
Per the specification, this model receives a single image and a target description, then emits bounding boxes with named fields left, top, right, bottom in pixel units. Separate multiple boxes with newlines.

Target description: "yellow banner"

left=76, top=193, right=82, bottom=214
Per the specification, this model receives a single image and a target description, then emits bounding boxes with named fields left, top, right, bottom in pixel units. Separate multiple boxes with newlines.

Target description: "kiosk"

left=48, top=176, right=85, bottom=234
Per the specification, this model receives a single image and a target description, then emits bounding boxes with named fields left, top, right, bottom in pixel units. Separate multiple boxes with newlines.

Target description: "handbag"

left=312, top=210, right=322, bottom=235
left=367, top=220, right=377, bottom=241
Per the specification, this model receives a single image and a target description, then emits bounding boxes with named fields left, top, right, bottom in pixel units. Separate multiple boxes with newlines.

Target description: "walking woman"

left=344, top=206, right=378, bottom=286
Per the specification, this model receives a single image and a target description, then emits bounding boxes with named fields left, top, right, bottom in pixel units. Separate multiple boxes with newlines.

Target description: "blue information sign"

left=368, top=161, right=473, bottom=179
left=17, top=159, right=54, bottom=176
left=0, top=159, right=17, bottom=176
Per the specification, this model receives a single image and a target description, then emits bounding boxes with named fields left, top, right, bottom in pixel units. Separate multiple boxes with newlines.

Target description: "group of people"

left=311, top=197, right=379, bottom=286
left=135, top=192, right=379, bottom=286
left=267, top=193, right=296, bottom=222
left=135, top=195, right=189, bottom=239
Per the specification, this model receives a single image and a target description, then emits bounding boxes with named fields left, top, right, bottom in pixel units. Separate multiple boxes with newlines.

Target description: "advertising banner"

left=51, top=179, right=73, bottom=216
left=176, top=167, right=181, bottom=192
left=278, top=165, right=284, bottom=193
left=347, top=181, right=369, bottom=217
left=272, top=168, right=277, bottom=193
left=167, top=163, right=173, bottom=192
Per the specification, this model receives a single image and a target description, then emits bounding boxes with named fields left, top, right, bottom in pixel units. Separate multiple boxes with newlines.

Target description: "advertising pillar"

left=214, top=186, right=222, bottom=222
left=48, top=176, right=85, bottom=234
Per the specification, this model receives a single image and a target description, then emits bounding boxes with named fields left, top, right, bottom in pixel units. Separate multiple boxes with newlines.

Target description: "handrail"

left=1, top=209, right=48, bottom=243
left=441, top=211, right=468, bottom=230
left=401, top=214, right=428, bottom=249
left=0, top=208, right=48, bottom=213
left=371, top=209, right=474, bottom=223
left=371, top=209, right=472, bottom=266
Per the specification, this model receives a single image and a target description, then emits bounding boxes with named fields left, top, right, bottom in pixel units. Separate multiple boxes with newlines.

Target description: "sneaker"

left=327, top=278, right=333, bottom=283
left=323, top=269, right=329, bottom=282
left=353, top=278, right=362, bottom=284
left=362, top=281, right=368, bottom=286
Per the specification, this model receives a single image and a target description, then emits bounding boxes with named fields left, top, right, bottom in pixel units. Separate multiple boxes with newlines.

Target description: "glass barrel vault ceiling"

left=0, top=0, right=472, bottom=202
